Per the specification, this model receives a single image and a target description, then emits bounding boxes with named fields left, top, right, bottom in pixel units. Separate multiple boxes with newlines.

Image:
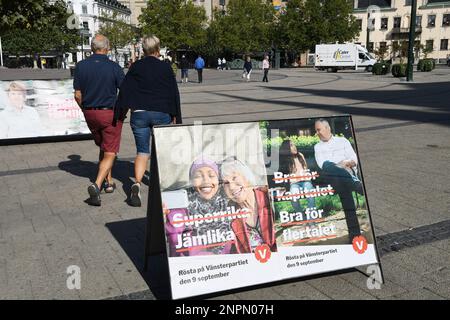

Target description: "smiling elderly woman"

left=220, top=157, right=277, bottom=254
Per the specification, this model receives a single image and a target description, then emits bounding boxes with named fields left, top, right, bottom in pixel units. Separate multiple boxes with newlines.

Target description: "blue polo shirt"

left=73, top=54, right=124, bottom=108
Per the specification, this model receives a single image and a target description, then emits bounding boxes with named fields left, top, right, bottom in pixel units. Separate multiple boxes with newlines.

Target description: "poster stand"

left=142, top=116, right=385, bottom=298
left=143, top=137, right=167, bottom=271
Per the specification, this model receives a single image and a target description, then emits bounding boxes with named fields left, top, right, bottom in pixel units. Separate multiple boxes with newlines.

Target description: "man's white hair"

left=91, top=34, right=110, bottom=52
left=315, top=118, right=330, bottom=129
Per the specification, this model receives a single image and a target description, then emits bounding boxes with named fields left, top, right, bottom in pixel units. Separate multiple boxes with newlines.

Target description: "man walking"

left=194, top=55, right=205, bottom=83
left=73, top=34, right=125, bottom=206
left=314, top=119, right=364, bottom=243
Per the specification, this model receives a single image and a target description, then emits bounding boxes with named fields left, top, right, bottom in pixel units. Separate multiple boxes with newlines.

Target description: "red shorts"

left=83, top=109, right=123, bottom=153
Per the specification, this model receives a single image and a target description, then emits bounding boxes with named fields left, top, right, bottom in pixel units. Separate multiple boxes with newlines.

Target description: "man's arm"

left=73, top=64, right=82, bottom=108
left=342, top=138, right=358, bottom=168
left=314, top=144, right=325, bottom=169
left=74, top=90, right=82, bottom=108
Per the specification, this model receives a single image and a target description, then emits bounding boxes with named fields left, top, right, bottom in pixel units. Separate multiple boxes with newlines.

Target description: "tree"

left=139, top=0, right=207, bottom=51
left=374, top=45, right=388, bottom=61
left=276, top=0, right=308, bottom=53
left=98, top=12, right=136, bottom=61
left=279, top=0, right=359, bottom=52
left=1, top=0, right=79, bottom=67
left=208, top=0, right=276, bottom=55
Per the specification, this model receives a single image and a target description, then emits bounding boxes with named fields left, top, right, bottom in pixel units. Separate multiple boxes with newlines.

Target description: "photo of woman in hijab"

left=165, top=156, right=234, bottom=257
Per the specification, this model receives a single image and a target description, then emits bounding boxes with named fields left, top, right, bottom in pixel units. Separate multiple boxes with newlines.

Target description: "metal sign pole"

left=0, top=36, right=4, bottom=67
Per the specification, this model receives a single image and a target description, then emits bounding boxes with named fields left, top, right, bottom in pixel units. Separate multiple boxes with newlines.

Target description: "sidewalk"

left=0, top=68, right=449, bottom=299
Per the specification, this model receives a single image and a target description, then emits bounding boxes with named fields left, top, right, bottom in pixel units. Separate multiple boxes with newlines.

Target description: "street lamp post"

left=406, top=0, right=418, bottom=81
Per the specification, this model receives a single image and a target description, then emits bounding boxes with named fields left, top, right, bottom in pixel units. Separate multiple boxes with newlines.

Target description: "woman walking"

left=243, top=56, right=252, bottom=82
left=115, top=35, right=182, bottom=207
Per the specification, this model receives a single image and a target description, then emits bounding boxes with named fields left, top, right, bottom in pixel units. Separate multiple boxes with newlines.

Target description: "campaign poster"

left=154, top=122, right=282, bottom=299
left=261, top=117, right=378, bottom=279
left=0, top=80, right=90, bottom=140
left=151, top=116, right=379, bottom=299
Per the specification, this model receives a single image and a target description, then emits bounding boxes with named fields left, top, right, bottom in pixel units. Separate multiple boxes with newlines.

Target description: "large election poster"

left=151, top=116, right=380, bottom=299
left=0, top=80, right=90, bottom=140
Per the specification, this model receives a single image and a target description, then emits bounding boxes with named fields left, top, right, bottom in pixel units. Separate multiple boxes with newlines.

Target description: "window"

left=416, top=16, right=422, bottom=27
left=82, top=22, right=89, bottom=30
left=394, top=17, right=401, bottom=28
left=368, top=42, right=374, bottom=52
left=405, top=0, right=412, bottom=5
left=380, top=42, right=387, bottom=50
left=426, top=40, right=434, bottom=51
left=428, top=15, right=436, bottom=27
left=443, top=14, right=450, bottom=26
left=356, top=19, right=362, bottom=31
left=381, top=17, right=388, bottom=30
left=357, top=0, right=391, bottom=8
left=82, top=4, right=88, bottom=14
left=441, top=39, right=449, bottom=50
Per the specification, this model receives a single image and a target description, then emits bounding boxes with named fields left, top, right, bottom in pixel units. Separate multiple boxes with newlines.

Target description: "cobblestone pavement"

left=0, top=67, right=449, bottom=299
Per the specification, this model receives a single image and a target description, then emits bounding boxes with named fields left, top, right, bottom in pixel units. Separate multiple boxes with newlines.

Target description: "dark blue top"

left=73, top=54, right=124, bottom=108
left=244, top=61, right=252, bottom=72
left=115, top=56, right=182, bottom=124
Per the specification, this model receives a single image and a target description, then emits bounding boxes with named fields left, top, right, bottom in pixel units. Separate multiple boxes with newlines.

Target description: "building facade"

left=117, top=0, right=147, bottom=26
left=353, top=0, right=450, bottom=62
left=65, top=0, right=132, bottom=65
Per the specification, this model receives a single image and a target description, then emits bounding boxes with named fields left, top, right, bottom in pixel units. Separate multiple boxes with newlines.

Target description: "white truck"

left=314, top=44, right=376, bottom=72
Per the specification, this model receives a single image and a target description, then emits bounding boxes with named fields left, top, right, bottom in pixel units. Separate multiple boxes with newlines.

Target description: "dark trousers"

left=321, top=161, right=361, bottom=242
left=263, top=68, right=269, bottom=82
left=197, top=69, right=203, bottom=83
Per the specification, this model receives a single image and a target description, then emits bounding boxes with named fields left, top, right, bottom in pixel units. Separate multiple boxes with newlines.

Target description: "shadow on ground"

left=58, top=154, right=149, bottom=203
left=211, top=81, right=450, bottom=127
left=105, top=218, right=172, bottom=299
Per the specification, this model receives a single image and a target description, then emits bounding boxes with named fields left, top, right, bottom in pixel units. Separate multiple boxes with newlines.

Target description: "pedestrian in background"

left=262, top=55, right=270, bottom=82
left=222, top=57, right=227, bottom=70
left=115, top=35, right=182, bottom=207
left=243, top=56, right=252, bottom=82
left=217, top=57, right=222, bottom=70
left=73, top=34, right=125, bottom=206
left=195, top=55, right=205, bottom=83
left=180, top=55, right=189, bottom=83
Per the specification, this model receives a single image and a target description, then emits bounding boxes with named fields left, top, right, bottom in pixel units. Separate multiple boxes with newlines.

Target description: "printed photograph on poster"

left=261, top=117, right=374, bottom=249
left=154, top=122, right=278, bottom=258
left=0, top=80, right=90, bottom=140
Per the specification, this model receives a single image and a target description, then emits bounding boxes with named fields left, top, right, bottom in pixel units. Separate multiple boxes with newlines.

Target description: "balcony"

left=391, top=26, right=422, bottom=34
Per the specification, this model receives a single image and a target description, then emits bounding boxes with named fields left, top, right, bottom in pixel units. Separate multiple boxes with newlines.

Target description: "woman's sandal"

left=103, top=181, right=117, bottom=193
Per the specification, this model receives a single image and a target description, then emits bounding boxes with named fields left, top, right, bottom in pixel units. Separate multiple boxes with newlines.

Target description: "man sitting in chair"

left=314, top=119, right=364, bottom=243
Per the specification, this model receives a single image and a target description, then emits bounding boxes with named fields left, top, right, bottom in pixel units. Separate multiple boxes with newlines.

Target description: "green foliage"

left=277, top=0, right=359, bottom=53
left=1, top=0, right=79, bottom=57
left=208, top=0, right=276, bottom=54
left=417, top=59, right=434, bottom=72
left=99, top=12, right=135, bottom=56
left=391, top=64, right=407, bottom=77
left=139, top=0, right=207, bottom=51
left=372, top=62, right=391, bottom=75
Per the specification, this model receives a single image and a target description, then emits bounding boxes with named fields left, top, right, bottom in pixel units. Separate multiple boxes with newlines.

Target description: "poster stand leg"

left=143, top=137, right=166, bottom=272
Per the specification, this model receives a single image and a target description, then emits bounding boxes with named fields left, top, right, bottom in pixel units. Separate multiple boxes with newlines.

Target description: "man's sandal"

left=103, top=181, right=117, bottom=193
